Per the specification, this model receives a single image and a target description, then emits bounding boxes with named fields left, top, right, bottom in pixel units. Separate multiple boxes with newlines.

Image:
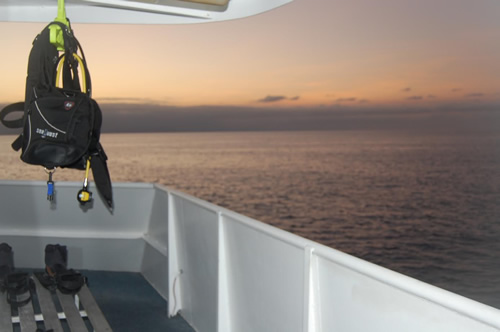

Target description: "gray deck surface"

left=82, top=270, right=195, bottom=332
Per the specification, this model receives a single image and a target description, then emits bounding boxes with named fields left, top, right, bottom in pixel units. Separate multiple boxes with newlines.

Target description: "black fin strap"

left=4, top=272, right=32, bottom=307
left=57, top=270, right=85, bottom=294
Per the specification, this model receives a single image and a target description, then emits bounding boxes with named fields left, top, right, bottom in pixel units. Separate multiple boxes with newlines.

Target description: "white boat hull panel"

left=0, top=180, right=499, bottom=332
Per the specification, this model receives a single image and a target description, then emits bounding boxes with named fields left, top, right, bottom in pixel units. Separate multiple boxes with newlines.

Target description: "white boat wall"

left=0, top=0, right=293, bottom=24
left=0, top=180, right=499, bottom=332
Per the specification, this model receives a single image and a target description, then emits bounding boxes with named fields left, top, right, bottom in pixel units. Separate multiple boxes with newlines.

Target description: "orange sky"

left=1, top=0, right=499, bottom=110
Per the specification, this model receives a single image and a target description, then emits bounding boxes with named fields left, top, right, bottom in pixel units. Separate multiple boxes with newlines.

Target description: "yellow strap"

left=55, top=53, right=86, bottom=92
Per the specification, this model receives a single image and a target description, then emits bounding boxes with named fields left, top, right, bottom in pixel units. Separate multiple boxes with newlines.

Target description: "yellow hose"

left=85, top=157, right=91, bottom=180
left=55, top=53, right=86, bottom=92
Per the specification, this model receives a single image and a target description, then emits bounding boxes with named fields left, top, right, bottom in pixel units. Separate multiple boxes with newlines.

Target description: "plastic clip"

left=45, top=168, right=56, bottom=201
left=49, top=0, right=71, bottom=51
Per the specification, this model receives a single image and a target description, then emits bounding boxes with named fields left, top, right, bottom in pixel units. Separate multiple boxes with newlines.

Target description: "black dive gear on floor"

left=36, top=244, right=86, bottom=295
left=0, top=243, right=33, bottom=307
left=0, top=21, right=113, bottom=209
left=1, top=242, right=86, bottom=309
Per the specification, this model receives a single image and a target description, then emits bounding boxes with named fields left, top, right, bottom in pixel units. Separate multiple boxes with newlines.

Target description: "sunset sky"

left=0, top=0, right=499, bottom=132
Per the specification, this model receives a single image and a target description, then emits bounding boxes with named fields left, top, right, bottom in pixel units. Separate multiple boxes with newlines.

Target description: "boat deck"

left=85, top=271, right=194, bottom=332
left=1, top=181, right=499, bottom=331
left=1, top=270, right=194, bottom=332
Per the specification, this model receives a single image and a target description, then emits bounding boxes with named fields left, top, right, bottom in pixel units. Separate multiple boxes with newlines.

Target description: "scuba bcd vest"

left=0, top=21, right=113, bottom=210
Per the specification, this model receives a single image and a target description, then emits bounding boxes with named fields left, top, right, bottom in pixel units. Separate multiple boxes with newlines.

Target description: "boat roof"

left=0, top=0, right=293, bottom=24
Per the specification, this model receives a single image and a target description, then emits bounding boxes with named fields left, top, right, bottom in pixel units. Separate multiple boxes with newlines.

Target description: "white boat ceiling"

left=0, top=0, right=293, bottom=24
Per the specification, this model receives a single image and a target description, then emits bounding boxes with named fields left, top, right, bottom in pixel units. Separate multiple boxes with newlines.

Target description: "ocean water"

left=1, top=130, right=500, bottom=308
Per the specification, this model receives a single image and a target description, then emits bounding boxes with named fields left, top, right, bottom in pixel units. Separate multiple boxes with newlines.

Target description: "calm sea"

left=1, top=130, right=500, bottom=307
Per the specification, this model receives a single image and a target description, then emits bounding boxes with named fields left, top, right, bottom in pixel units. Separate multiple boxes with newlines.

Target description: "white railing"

left=163, top=185, right=500, bottom=332
left=1, top=180, right=499, bottom=332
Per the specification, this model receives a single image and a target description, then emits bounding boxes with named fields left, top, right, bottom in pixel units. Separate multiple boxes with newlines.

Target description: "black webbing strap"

left=11, top=135, right=23, bottom=152
left=0, top=102, right=25, bottom=151
left=4, top=272, right=33, bottom=307
left=0, top=102, right=24, bottom=129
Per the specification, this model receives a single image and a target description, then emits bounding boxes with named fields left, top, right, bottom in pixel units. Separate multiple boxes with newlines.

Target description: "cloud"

left=465, top=93, right=484, bottom=98
left=358, top=99, right=370, bottom=104
left=336, top=97, right=357, bottom=102
left=406, top=96, right=423, bottom=100
left=257, top=95, right=300, bottom=103
left=93, top=103, right=500, bottom=134
left=427, top=94, right=436, bottom=99
left=451, top=88, right=462, bottom=92
left=401, top=87, right=412, bottom=92
left=258, top=95, right=287, bottom=103
left=97, top=96, right=161, bottom=104
left=2, top=102, right=500, bottom=135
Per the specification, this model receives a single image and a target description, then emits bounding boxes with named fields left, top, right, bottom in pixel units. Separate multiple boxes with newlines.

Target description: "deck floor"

left=1, top=270, right=194, bottom=332
left=80, top=270, right=194, bottom=332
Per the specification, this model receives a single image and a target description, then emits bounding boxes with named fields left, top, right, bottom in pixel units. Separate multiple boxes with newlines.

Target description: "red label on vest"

left=64, top=101, right=75, bottom=110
